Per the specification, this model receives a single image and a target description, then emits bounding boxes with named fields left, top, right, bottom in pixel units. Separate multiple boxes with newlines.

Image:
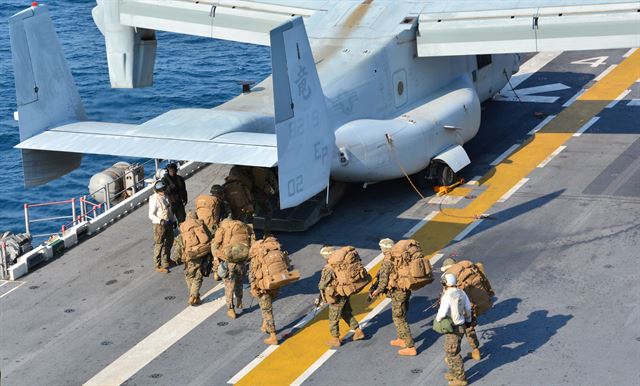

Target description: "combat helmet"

left=378, top=238, right=394, bottom=252
left=320, top=246, right=335, bottom=259
left=154, top=180, right=167, bottom=192
left=440, top=257, right=457, bottom=272
left=210, top=184, right=224, bottom=195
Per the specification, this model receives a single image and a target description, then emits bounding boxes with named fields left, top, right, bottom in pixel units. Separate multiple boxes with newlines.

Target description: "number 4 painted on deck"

left=571, top=56, right=608, bottom=68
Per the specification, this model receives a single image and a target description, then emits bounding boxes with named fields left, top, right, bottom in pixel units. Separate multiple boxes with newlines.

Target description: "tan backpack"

left=195, top=194, right=222, bottom=230
left=388, top=239, right=433, bottom=291
left=214, top=219, right=252, bottom=263
left=179, top=218, right=211, bottom=261
left=223, top=180, right=254, bottom=219
left=326, top=246, right=371, bottom=296
left=250, top=237, right=299, bottom=291
left=227, top=166, right=254, bottom=189
left=445, top=260, right=494, bottom=316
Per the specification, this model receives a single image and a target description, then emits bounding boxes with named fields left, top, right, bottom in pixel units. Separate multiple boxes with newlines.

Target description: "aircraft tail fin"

left=270, top=17, right=334, bottom=209
left=10, top=4, right=84, bottom=186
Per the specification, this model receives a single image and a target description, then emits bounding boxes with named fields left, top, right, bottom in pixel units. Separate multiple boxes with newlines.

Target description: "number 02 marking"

left=287, top=175, right=303, bottom=196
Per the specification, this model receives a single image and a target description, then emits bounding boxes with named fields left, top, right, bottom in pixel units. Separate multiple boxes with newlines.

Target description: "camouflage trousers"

left=224, top=262, right=245, bottom=309
left=152, top=223, right=174, bottom=268
left=465, top=318, right=479, bottom=350
left=328, top=296, right=359, bottom=338
left=258, top=290, right=278, bottom=334
left=390, top=289, right=414, bottom=348
left=444, top=325, right=466, bottom=381
left=184, top=258, right=204, bottom=298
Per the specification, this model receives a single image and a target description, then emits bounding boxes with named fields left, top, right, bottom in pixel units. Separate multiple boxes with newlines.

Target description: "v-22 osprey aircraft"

left=9, top=0, right=639, bottom=209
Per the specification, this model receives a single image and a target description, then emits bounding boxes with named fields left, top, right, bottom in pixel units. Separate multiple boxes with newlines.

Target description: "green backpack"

left=433, top=316, right=454, bottom=334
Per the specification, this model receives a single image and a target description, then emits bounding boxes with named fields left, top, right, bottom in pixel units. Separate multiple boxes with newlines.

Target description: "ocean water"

left=0, top=0, right=271, bottom=238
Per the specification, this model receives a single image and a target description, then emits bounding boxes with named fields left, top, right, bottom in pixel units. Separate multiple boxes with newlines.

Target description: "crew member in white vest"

left=148, top=180, right=176, bottom=273
left=436, top=273, right=472, bottom=386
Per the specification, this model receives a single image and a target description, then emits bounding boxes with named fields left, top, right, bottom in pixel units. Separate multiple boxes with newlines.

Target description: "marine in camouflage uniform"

left=372, top=238, right=416, bottom=356
left=174, top=214, right=211, bottom=306
left=224, top=261, right=245, bottom=315
left=441, top=257, right=488, bottom=361
left=248, top=257, right=278, bottom=345
left=318, top=246, right=364, bottom=348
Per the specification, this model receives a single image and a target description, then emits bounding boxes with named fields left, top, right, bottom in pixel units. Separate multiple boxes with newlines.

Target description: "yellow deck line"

left=235, top=50, right=640, bottom=386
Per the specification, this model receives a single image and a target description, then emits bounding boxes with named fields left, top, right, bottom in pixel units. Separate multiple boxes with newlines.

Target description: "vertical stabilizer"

left=9, top=4, right=83, bottom=186
left=271, top=17, right=334, bottom=209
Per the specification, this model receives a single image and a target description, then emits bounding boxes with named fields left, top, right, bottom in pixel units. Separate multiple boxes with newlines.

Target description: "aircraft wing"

left=94, top=0, right=327, bottom=46
left=417, top=0, right=640, bottom=56
left=15, top=110, right=278, bottom=170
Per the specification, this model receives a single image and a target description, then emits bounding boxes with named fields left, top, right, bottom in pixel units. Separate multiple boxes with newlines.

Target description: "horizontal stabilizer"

left=418, top=2, right=640, bottom=56
left=16, top=121, right=278, bottom=168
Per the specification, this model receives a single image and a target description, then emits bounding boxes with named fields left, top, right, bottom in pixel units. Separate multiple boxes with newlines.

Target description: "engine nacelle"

left=92, top=0, right=157, bottom=88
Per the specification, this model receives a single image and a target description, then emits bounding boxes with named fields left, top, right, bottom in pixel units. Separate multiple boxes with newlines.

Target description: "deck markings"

left=502, top=51, right=563, bottom=90
left=490, top=144, right=520, bottom=166
left=593, top=64, right=617, bottom=82
left=84, top=283, right=225, bottom=386
left=628, top=99, right=640, bottom=107
left=227, top=345, right=280, bottom=384
left=0, top=280, right=26, bottom=299
left=453, top=220, right=484, bottom=241
left=573, top=117, right=600, bottom=137
left=233, top=49, right=640, bottom=386
left=497, top=178, right=530, bottom=202
left=605, top=89, right=631, bottom=108
left=528, top=115, right=556, bottom=135
left=562, top=89, right=585, bottom=107
left=403, top=211, right=439, bottom=237
left=623, top=48, right=637, bottom=58
left=538, top=146, right=567, bottom=168
left=290, top=349, right=338, bottom=386
left=465, top=176, right=482, bottom=186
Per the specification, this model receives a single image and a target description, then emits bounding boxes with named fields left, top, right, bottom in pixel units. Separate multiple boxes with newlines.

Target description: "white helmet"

left=444, top=273, right=457, bottom=287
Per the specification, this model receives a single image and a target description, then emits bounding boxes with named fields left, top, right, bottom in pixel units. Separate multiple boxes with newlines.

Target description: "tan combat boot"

left=236, top=301, right=243, bottom=310
left=155, top=267, right=169, bottom=274
left=444, top=373, right=456, bottom=382
left=260, top=320, right=267, bottom=334
left=471, top=348, right=481, bottom=361
left=227, top=308, right=237, bottom=319
left=398, top=347, right=417, bottom=356
left=390, top=338, right=406, bottom=347
left=448, top=379, right=468, bottom=386
left=194, top=295, right=202, bottom=306
left=264, top=333, right=278, bottom=345
left=187, top=296, right=195, bottom=306
left=327, top=337, right=341, bottom=348
left=352, top=328, right=365, bottom=341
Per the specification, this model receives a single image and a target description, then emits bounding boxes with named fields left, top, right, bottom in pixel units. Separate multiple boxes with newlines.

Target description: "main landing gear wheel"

left=437, top=163, right=456, bottom=186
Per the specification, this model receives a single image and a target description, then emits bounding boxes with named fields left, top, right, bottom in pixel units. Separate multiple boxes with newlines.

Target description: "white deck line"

left=527, top=115, right=556, bottom=135
left=562, top=89, right=585, bottom=107
left=627, top=99, right=640, bottom=107
left=501, top=51, right=563, bottom=91
left=227, top=345, right=280, bottom=384
left=430, top=253, right=445, bottom=266
left=605, top=89, right=631, bottom=108
left=84, top=283, right=225, bottom=386
left=593, top=64, right=617, bottom=82
left=490, top=144, right=520, bottom=166
left=403, top=211, right=440, bottom=237
left=573, top=117, right=600, bottom=137
left=0, top=280, right=9, bottom=288
left=0, top=282, right=25, bottom=298
left=465, top=176, right=482, bottom=186
left=453, top=220, right=484, bottom=242
left=290, top=349, right=338, bottom=386
left=537, top=146, right=567, bottom=168
left=497, top=178, right=530, bottom=203
left=623, top=48, right=637, bottom=58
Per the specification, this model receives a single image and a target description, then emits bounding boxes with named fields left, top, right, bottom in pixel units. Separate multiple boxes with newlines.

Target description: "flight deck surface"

left=2, top=48, right=639, bottom=385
